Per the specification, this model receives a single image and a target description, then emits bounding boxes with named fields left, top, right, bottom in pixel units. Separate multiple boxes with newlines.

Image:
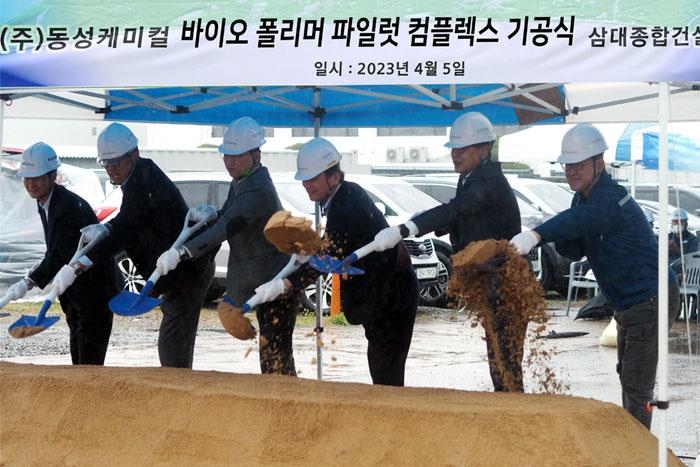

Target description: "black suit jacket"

left=412, top=159, right=521, bottom=252
left=89, top=157, right=208, bottom=295
left=28, top=185, right=119, bottom=306
left=289, top=181, right=412, bottom=324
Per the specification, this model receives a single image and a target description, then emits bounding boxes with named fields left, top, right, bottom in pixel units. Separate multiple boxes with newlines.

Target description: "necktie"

left=38, top=205, right=49, bottom=245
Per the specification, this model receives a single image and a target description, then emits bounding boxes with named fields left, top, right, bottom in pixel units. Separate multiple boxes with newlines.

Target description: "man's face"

left=671, top=219, right=687, bottom=233
left=451, top=144, right=486, bottom=175
left=564, top=157, right=601, bottom=195
left=23, top=173, right=54, bottom=202
left=223, top=151, right=254, bottom=180
left=103, top=150, right=137, bottom=185
left=302, top=172, right=336, bottom=203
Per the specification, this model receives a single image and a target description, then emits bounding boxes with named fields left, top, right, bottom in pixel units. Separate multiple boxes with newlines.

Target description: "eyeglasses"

left=561, top=160, right=589, bottom=172
left=98, top=150, right=134, bottom=168
left=561, top=155, right=601, bottom=172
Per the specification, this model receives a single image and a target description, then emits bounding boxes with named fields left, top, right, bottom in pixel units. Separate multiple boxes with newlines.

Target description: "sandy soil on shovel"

left=0, top=362, right=683, bottom=466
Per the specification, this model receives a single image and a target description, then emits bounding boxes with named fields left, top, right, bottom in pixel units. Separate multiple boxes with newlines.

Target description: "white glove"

left=156, top=247, right=184, bottom=276
left=53, top=265, right=77, bottom=295
left=293, top=254, right=310, bottom=266
left=374, top=226, right=403, bottom=251
left=72, top=255, right=94, bottom=271
left=254, top=278, right=286, bottom=304
left=80, top=223, right=109, bottom=243
left=509, top=230, right=540, bottom=255
left=190, top=204, right=218, bottom=223
left=7, top=279, right=30, bottom=300
left=403, top=220, right=419, bottom=237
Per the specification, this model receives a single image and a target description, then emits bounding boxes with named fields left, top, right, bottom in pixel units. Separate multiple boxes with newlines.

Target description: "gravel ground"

left=0, top=303, right=448, bottom=360
left=0, top=303, right=170, bottom=359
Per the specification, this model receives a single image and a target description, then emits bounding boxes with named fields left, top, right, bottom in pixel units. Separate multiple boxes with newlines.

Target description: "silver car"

left=95, top=171, right=452, bottom=310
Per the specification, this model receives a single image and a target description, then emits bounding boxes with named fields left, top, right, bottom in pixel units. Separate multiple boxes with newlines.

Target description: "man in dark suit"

left=255, top=137, right=419, bottom=386
left=6, top=142, right=118, bottom=364
left=79, top=123, right=215, bottom=369
left=372, top=112, right=525, bottom=392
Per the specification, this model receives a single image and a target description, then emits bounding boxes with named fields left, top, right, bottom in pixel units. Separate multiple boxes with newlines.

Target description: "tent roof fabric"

left=3, top=83, right=698, bottom=129
left=5, top=84, right=565, bottom=128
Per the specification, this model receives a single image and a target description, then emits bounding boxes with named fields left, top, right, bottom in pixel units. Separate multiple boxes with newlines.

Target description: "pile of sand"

left=0, top=362, right=682, bottom=466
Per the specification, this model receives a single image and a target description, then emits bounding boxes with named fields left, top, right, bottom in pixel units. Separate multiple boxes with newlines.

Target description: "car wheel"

left=116, top=252, right=225, bottom=303
left=116, top=253, right=146, bottom=293
left=419, top=251, right=452, bottom=308
left=300, top=274, right=333, bottom=315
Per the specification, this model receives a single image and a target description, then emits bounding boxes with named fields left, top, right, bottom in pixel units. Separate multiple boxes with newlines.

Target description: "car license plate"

left=416, top=267, right=437, bottom=279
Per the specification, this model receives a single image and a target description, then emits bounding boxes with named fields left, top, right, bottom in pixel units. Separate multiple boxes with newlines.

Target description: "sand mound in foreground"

left=0, top=362, right=682, bottom=466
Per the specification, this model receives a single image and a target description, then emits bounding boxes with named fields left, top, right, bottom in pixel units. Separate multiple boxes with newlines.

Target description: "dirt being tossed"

left=449, top=239, right=559, bottom=393
left=217, top=301, right=257, bottom=340
left=216, top=210, right=323, bottom=340
left=263, top=210, right=324, bottom=255
left=0, top=362, right=683, bottom=466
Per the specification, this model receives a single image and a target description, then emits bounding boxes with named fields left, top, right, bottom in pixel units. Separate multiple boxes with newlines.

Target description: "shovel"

left=240, top=253, right=309, bottom=313
left=8, top=230, right=107, bottom=339
left=109, top=207, right=215, bottom=316
left=218, top=253, right=310, bottom=340
left=308, top=240, right=379, bottom=275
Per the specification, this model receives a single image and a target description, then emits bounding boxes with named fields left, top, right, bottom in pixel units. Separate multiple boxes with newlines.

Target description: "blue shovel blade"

left=109, top=290, right=162, bottom=316
left=308, top=255, right=365, bottom=275
left=309, top=255, right=342, bottom=273
left=334, top=264, right=365, bottom=275
left=8, top=314, right=61, bottom=338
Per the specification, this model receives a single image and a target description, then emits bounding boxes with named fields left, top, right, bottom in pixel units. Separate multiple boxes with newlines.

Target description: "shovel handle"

left=241, top=254, right=308, bottom=313
left=33, top=283, right=61, bottom=325
left=340, top=240, right=379, bottom=267
left=273, top=254, right=307, bottom=281
left=143, top=213, right=211, bottom=289
left=34, top=299, right=53, bottom=325
left=0, top=293, right=13, bottom=310
left=69, top=230, right=109, bottom=266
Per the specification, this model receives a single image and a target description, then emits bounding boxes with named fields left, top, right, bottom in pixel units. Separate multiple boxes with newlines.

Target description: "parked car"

left=619, top=182, right=700, bottom=227
left=95, top=171, right=453, bottom=309
left=402, top=173, right=545, bottom=228
left=403, top=173, right=573, bottom=295
left=505, top=175, right=574, bottom=216
left=635, top=199, right=700, bottom=236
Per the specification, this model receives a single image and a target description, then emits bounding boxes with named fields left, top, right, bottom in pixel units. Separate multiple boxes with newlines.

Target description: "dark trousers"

left=363, top=270, right=418, bottom=386
left=256, top=294, right=299, bottom=376
left=614, top=283, right=680, bottom=429
left=61, top=298, right=113, bottom=365
left=158, top=260, right=215, bottom=368
left=485, top=312, right=528, bottom=392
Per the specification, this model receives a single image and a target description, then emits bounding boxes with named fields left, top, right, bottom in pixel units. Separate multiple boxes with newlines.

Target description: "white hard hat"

left=557, top=123, right=608, bottom=164
left=218, top=117, right=266, bottom=155
left=295, top=137, right=342, bottom=181
left=17, top=142, right=61, bottom=177
left=444, top=112, right=496, bottom=149
left=97, top=123, right=138, bottom=161
left=671, top=208, right=688, bottom=221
